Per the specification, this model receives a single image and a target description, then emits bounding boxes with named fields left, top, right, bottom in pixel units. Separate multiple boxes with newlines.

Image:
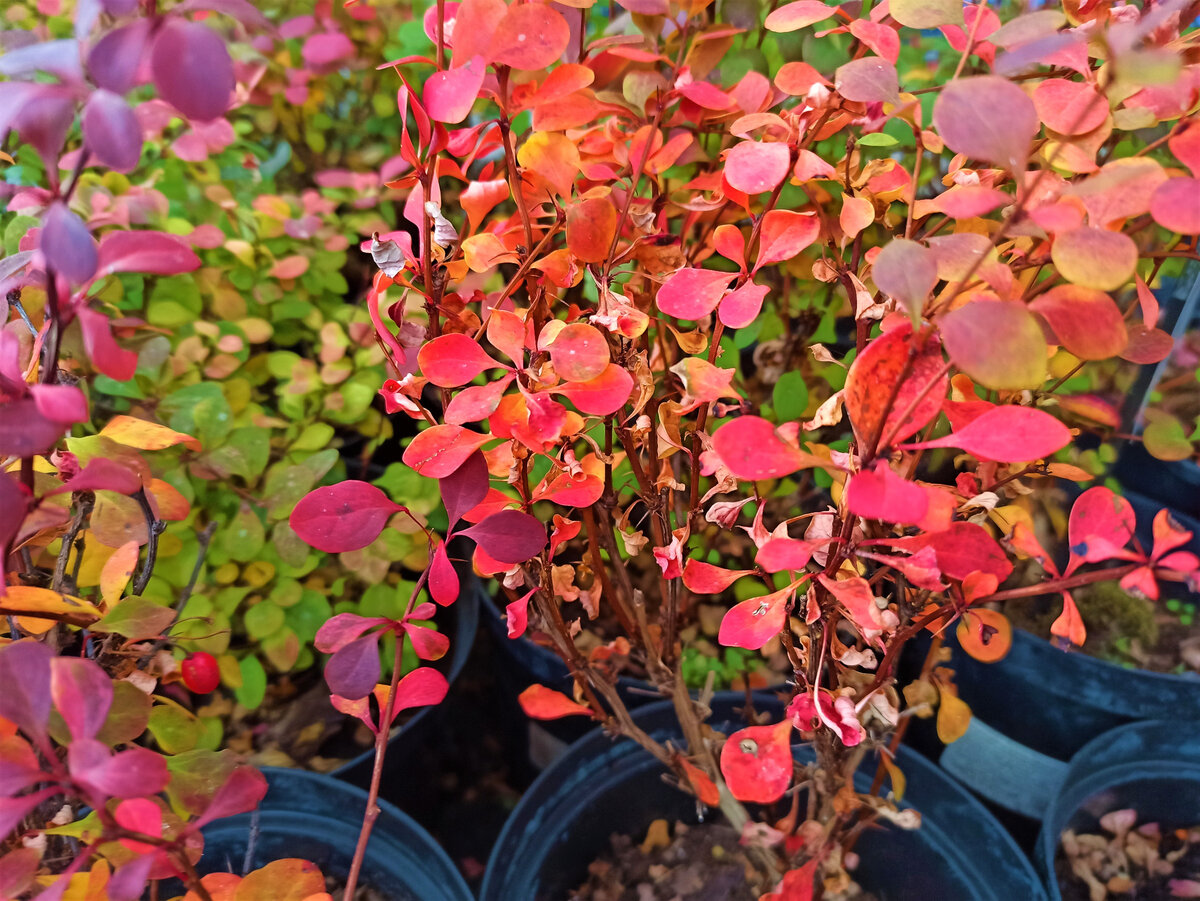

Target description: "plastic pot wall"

left=480, top=693, right=1046, bottom=901
left=172, top=767, right=473, bottom=901
left=1038, top=720, right=1200, bottom=901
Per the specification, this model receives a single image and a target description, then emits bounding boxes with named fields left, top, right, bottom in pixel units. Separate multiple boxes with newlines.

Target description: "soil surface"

left=1006, top=580, right=1200, bottom=675
left=1057, top=818, right=1200, bottom=901
left=568, top=820, right=761, bottom=901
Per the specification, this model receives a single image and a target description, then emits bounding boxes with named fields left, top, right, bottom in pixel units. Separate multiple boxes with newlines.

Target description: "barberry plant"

left=292, top=0, right=1200, bottom=894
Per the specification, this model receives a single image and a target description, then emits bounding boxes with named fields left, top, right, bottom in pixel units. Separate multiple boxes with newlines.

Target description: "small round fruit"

left=181, top=652, right=220, bottom=694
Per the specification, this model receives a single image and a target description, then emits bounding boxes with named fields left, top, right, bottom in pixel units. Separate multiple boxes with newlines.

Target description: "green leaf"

left=96, top=681, right=154, bottom=745
left=159, top=383, right=233, bottom=449
left=222, top=506, right=266, bottom=563
left=857, top=132, right=899, bottom=147
left=243, top=601, right=285, bottom=639
left=148, top=703, right=203, bottom=754
left=93, top=597, right=176, bottom=641
left=234, top=655, right=267, bottom=708
left=773, top=371, right=810, bottom=423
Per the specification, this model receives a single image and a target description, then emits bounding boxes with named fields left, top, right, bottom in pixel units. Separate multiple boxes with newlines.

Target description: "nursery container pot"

left=1038, top=720, right=1200, bottom=900
left=176, top=767, right=473, bottom=901
left=480, top=693, right=1046, bottom=901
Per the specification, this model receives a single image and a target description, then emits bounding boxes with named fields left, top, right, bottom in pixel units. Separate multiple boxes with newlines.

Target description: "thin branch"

left=131, top=489, right=166, bottom=596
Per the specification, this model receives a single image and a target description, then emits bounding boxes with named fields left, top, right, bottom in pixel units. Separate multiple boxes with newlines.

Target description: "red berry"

left=180, top=652, right=220, bottom=694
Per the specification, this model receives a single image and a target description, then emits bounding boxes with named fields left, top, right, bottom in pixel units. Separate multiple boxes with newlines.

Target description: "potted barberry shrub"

left=293, top=0, right=1200, bottom=895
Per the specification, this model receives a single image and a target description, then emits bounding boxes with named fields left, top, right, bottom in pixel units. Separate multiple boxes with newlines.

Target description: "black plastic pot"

left=480, top=693, right=1046, bottom=901
left=1038, top=720, right=1200, bottom=901
left=925, top=492, right=1200, bottom=823
left=331, top=572, right=480, bottom=802
left=175, top=767, right=472, bottom=901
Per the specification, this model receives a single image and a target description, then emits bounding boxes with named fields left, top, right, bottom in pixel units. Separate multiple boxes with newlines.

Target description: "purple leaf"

left=173, top=0, right=272, bottom=29
left=150, top=20, right=234, bottom=122
left=460, top=509, right=547, bottom=564
left=314, top=613, right=387, bottom=654
left=429, top=542, right=460, bottom=606
left=13, top=90, right=75, bottom=170
left=69, top=740, right=167, bottom=798
left=302, top=32, right=355, bottom=68
left=106, top=855, right=155, bottom=901
left=289, top=482, right=402, bottom=553
left=0, top=473, right=26, bottom=573
left=0, top=792, right=54, bottom=844
left=324, top=635, right=381, bottom=700
left=0, top=642, right=53, bottom=738
left=441, top=450, right=489, bottom=527
left=101, top=0, right=138, bottom=14
left=194, top=765, right=267, bottom=828
left=82, top=90, right=142, bottom=173
left=51, top=658, right=113, bottom=741
left=77, top=307, right=138, bottom=381
left=48, top=457, right=141, bottom=497
left=30, top=384, right=88, bottom=425
left=0, top=82, right=42, bottom=141
left=41, top=203, right=98, bottom=285
left=0, top=736, right=43, bottom=796
left=0, top=398, right=67, bottom=457
left=96, top=230, right=201, bottom=277
left=0, top=40, right=83, bottom=82
left=87, top=20, right=152, bottom=94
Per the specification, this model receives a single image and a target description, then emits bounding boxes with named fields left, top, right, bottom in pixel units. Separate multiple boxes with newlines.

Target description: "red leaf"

left=29, top=384, right=87, bottom=425
left=490, top=3, right=570, bottom=70
left=50, top=458, right=140, bottom=497
left=1120, top=325, right=1175, bottom=364
left=724, top=141, right=790, bottom=195
left=765, top=1, right=836, bottom=32
left=818, top=574, right=884, bottom=633
left=888, top=522, right=1013, bottom=583
left=459, top=509, right=547, bottom=563
left=302, top=31, right=354, bottom=68
left=719, top=280, right=770, bottom=330
left=873, top=239, right=938, bottom=318
left=115, top=799, right=162, bottom=853
left=835, top=57, right=899, bottom=104
left=1150, top=178, right=1200, bottom=235
left=445, top=378, right=511, bottom=425
left=403, top=623, right=449, bottom=661
left=681, top=560, right=753, bottom=593
left=1068, top=486, right=1136, bottom=564
left=150, top=20, right=233, bottom=121
left=425, top=55, right=486, bottom=124
left=844, top=322, right=947, bottom=448
left=762, top=861, right=818, bottom=901
left=418, top=333, right=502, bottom=388
left=429, top=542, right=461, bottom=605
left=656, top=267, right=734, bottom=320
left=756, top=538, right=819, bottom=573
left=755, top=211, right=818, bottom=270
left=1033, top=79, right=1108, bottom=135
left=933, top=75, right=1038, bottom=167
left=712, top=416, right=816, bottom=480
left=70, top=741, right=168, bottom=798
left=556, top=364, right=633, bottom=415
left=96, top=231, right=201, bottom=277
left=719, top=720, right=793, bottom=803
left=718, top=585, right=793, bottom=650
left=506, top=588, right=535, bottom=638
left=403, top=425, right=491, bottom=477
left=901, top=406, right=1070, bottom=462
left=384, top=667, right=450, bottom=725
left=844, top=463, right=929, bottom=525
left=1030, top=286, right=1128, bottom=361
left=290, top=482, right=402, bottom=553
left=195, top=765, right=268, bottom=828
left=50, top=658, right=111, bottom=742
left=518, top=684, right=592, bottom=719
left=78, top=308, right=137, bottom=381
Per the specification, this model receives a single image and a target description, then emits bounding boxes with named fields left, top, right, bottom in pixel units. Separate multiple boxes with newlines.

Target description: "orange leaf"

left=517, top=684, right=592, bottom=719
left=99, top=541, right=139, bottom=607
left=566, top=196, right=618, bottom=263
left=677, top=755, right=720, bottom=807
left=956, top=608, right=1012, bottom=663
left=234, top=859, right=326, bottom=901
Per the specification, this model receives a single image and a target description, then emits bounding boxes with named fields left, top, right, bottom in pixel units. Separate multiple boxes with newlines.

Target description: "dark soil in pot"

left=570, top=820, right=760, bottom=901
left=481, top=693, right=1046, bottom=901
